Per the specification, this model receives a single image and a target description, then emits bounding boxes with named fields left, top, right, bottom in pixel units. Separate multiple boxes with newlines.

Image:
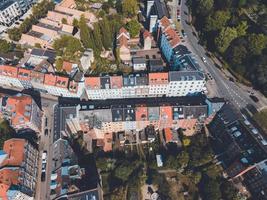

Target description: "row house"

left=77, top=96, right=208, bottom=136
left=0, top=65, right=82, bottom=97
left=84, top=71, right=206, bottom=99
left=0, top=138, right=39, bottom=199
left=0, top=65, right=205, bottom=99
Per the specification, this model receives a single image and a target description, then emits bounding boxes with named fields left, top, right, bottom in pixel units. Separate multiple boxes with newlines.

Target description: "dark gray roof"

left=149, top=59, right=164, bottom=72
left=37, top=22, right=61, bottom=32
left=31, top=48, right=56, bottom=63
left=100, top=76, right=110, bottom=89
left=123, top=75, right=136, bottom=86
left=173, top=45, right=191, bottom=56
left=59, top=95, right=208, bottom=109
left=0, top=1, right=15, bottom=11
left=112, top=107, right=123, bottom=122
left=151, top=0, right=169, bottom=19
left=173, top=55, right=200, bottom=71
left=132, top=57, right=146, bottom=64
left=169, top=71, right=205, bottom=81
left=135, top=74, right=148, bottom=85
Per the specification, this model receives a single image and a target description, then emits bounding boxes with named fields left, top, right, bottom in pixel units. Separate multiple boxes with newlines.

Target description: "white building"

left=0, top=1, right=21, bottom=26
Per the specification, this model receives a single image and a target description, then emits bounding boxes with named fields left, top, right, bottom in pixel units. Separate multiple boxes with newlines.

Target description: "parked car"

left=201, top=57, right=207, bottom=63
left=250, top=95, right=259, bottom=103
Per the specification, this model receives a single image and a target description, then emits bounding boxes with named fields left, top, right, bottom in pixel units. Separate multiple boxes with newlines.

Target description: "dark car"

left=45, top=129, right=48, bottom=136
left=229, top=77, right=235, bottom=82
left=41, top=172, right=46, bottom=182
left=250, top=95, right=259, bottom=103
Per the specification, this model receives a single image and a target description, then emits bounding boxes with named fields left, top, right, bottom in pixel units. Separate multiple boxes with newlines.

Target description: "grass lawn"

left=253, top=109, right=267, bottom=132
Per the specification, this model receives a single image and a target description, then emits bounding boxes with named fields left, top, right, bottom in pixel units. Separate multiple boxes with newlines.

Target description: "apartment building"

left=0, top=138, right=39, bottom=199
left=0, top=1, right=21, bottom=26
left=2, top=95, right=42, bottom=133
left=146, top=0, right=170, bottom=32
left=85, top=70, right=206, bottom=99
left=70, top=96, right=208, bottom=137
left=0, top=65, right=83, bottom=97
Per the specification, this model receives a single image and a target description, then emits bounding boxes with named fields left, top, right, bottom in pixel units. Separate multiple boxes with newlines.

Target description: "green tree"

left=0, top=39, right=12, bottom=53
left=114, top=161, right=139, bottom=182
left=215, top=27, right=238, bottom=53
left=126, top=19, right=141, bottom=37
left=247, top=33, right=267, bottom=55
left=79, top=15, right=92, bottom=48
left=221, top=181, right=239, bottom=200
left=0, top=120, right=14, bottom=148
left=34, top=43, right=42, bottom=48
left=204, top=163, right=222, bottom=178
left=251, top=55, right=267, bottom=95
left=92, top=23, right=103, bottom=52
left=55, top=57, right=63, bottom=71
left=53, top=35, right=83, bottom=61
left=7, top=28, right=22, bottom=41
left=226, top=39, right=248, bottom=66
left=205, top=10, right=231, bottom=32
left=177, top=151, right=189, bottom=169
left=99, top=17, right=112, bottom=49
left=19, top=17, right=35, bottom=33
left=61, top=18, right=67, bottom=24
left=203, top=178, right=222, bottom=200
left=197, top=0, right=214, bottom=16
left=236, top=21, right=248, bottom=37
left=72, top=18, right=79, bottom=27
left=122, top=0, right=138, bottom=17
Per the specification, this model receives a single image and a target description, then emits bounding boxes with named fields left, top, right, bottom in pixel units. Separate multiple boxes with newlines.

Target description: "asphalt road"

left=35, top=99, right=57, bottom=200
left=177, top=0, right=267, bottom=111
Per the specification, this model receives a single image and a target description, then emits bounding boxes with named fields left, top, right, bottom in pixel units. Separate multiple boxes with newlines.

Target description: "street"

left=35, top=99, right=57, bottom=200
left=172, top=0, right=267, bottom=111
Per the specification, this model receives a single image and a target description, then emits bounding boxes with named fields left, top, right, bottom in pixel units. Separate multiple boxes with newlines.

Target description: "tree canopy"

left=126, top=19, right=141, bottom=37
left=53, top=35, right=83, bottom=61
left=122, top=0, right=138, bottom=17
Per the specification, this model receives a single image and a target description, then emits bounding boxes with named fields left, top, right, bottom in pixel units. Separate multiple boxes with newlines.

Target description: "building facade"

left=0, top=138, right=39, bottom=199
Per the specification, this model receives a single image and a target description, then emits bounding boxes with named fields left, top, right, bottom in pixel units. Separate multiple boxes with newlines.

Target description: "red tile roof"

left=85, top=77, right=101, bottom=89
left=31, top=71, right=45, bottom=83
left=62, top=61, right=73, bottom=73
left=0, top=168, right=19, bottom=186
left=159, top=16, right=171, bottom=30
left=44, top=73, right=56, bottom=86
left=135, top=106, right=148, bottom=121
left=3, top=138, right=26, bottom=166
left=18, top=68, right=31, bottom=81
left=110, top=76, right=123, bottom=89
left=164, top=28, right=180, bottom=48
left=0, top=65, right=18, bottom=78
left=0, top=183, right=9, bottom=200
left=164, top=128, right=172, bottom=143
left=143, top=30, right=152, bottom=39
left=55, top=76, right=68, bottom=88
left=149, top=72, right=169, bottom=85
left=5, top=96, right=32, bottom=127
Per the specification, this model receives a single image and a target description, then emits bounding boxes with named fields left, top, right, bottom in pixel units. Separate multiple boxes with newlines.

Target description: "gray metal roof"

left=169, top=71, right=205, bottom=81
left=132, top=57, right=146, bottom=64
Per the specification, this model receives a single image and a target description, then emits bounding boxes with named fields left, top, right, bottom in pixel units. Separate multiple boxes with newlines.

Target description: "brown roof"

left=159, top=16, right=171, bottom=30
left=3, top=138, right=26, bottom=166
left=62, top=61, right=73, bottom=73
left=143, top=30, right=152, bottom=39
left=6, top=96, right=32, bottom=127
